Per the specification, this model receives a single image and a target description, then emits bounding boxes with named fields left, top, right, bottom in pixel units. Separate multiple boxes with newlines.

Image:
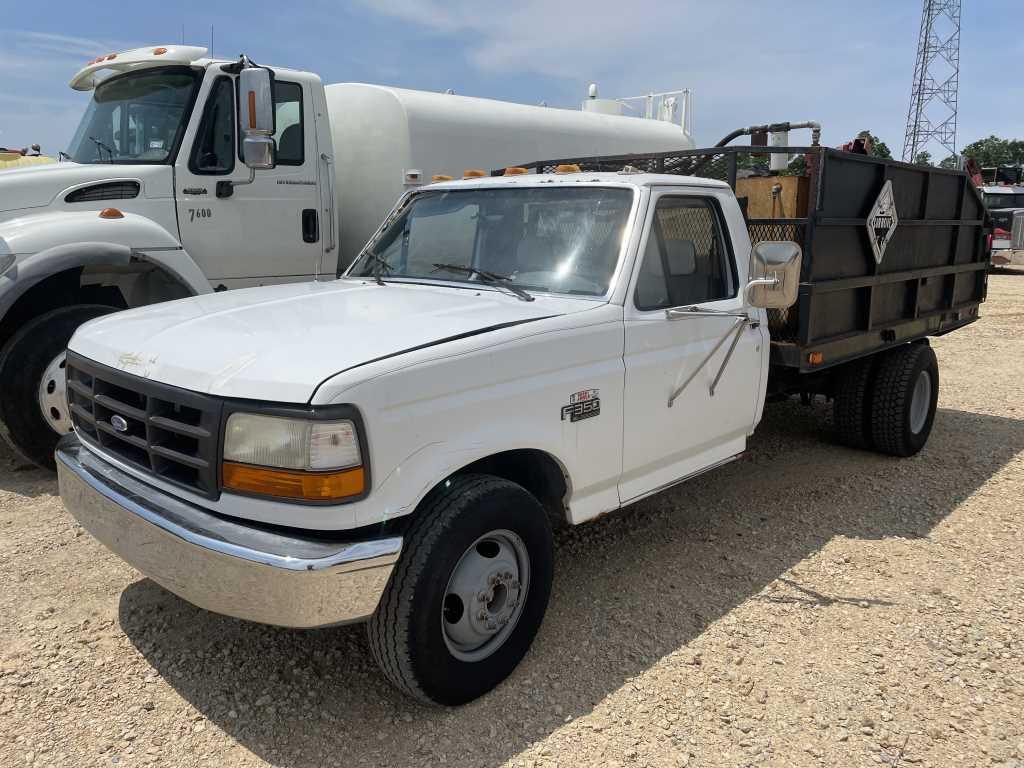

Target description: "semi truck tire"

left=368, top=473, right=553, bottom=705
left=833, top=358, right=875, bottom=450
left=869, top=343, right=939, bottom=457
left=0, top=304, right=116, bottom=469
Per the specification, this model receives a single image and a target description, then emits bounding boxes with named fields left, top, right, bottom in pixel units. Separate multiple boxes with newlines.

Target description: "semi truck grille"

left=65, top=353, right=223, bottom=498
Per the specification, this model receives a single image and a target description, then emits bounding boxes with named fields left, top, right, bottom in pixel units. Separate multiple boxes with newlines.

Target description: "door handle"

left=302, top=209, right=319, bottom=243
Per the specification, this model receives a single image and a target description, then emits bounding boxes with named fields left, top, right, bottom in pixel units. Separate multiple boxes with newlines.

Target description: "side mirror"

left=239, top=67, right=276, bottom=170
left=746, top=241, right=802, bottom=308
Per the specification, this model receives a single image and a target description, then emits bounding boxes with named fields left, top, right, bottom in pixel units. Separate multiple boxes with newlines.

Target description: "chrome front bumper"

left=56, top=436, right=402, bottom=628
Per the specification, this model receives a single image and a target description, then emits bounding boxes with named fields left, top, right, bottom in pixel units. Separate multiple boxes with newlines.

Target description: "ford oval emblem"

left=110, top=415, right=129, bottom=433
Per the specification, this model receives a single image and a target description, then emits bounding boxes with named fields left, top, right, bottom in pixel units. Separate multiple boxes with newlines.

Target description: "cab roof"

left=425, top=171, right=731, bottom=192
left=70, top=45, right=213, bottom=91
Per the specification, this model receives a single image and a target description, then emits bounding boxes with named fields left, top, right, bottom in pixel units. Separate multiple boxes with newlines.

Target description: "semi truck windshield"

left=351, top=186, right=635, bottom=297
left=66, top=67, right=200, bottom=165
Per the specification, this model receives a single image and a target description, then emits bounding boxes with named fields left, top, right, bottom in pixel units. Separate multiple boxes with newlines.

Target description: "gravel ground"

left=1, top=274, right=1022, bottom=768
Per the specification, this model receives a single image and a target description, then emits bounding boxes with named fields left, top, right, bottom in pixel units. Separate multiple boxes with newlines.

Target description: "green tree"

left=938, top=155, right=959, bottom=169
left=913, top=151, right=933, bottom=166
left=959, top=135, right=1024, bottom=167
left=857, top=130, right=893, bottom=159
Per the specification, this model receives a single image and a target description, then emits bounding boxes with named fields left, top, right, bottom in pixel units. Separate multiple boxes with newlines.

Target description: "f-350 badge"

left=867, top=180, right=898, bottom=265
left=561, top=389, right=600, bottom=422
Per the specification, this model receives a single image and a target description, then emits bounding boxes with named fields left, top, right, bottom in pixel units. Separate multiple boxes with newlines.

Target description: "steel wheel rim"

left=441, top=529, right=530, bottom=663
left=38, top=351, right=72, bottom=436
left=909, top=369, right=932, bottom=435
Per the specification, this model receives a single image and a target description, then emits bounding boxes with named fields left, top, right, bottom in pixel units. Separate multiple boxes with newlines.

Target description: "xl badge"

left=867, top=180, right=898, bottom=265
left=561, top=389, right=600, bottom=423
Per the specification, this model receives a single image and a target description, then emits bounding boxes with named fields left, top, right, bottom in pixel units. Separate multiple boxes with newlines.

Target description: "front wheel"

left=0, top=305, right=116, bottom=469
left=367, top=474, right=554, bottom=705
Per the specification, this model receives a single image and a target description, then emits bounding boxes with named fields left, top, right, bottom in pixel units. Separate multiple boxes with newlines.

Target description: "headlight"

left=222, top=412, right=366, bottom=502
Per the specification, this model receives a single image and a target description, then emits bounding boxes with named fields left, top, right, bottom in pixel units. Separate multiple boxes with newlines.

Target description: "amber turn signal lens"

left=503, top=167, right=528, bottom=176
left=153, top=47, right=168, bottom=55
left=431, top=174, right=453, bottom=182
left=223, top=462, right=365, bottom=501
left=99, top=208, right=124, bottom=219
left=555, top=164, right=581, bottom=174
left=808, top=351, right=824, bottom=365
left=463, top=169, right=486, bottom=178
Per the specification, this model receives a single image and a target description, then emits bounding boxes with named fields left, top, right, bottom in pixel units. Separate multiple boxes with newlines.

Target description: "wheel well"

left=455, top=449, right=571, bottom=529
left=0, top=264, right=193, bottom=350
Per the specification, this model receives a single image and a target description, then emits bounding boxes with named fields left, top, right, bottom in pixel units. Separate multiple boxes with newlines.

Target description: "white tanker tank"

left=326, top=83, right=695, bottom=262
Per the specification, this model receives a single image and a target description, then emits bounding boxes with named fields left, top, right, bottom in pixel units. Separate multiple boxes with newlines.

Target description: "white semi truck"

left=0, top=44, right=695, bottom=468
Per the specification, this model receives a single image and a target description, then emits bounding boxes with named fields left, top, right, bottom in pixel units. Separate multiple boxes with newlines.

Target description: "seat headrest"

left=664, top=239, right=697, bottom=276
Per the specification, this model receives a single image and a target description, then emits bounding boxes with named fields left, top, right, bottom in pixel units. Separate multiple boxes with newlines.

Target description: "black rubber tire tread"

left=367, top=473, right=553, bottom=705
left=869, top=343, right=939, bottom=457
left=832, top=357, right=875, bottom=450
left=0, top=304, right=116, bottom=469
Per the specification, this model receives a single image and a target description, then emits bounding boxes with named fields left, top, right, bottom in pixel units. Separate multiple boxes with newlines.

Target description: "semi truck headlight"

left=222, top=413, right=365, bottom=501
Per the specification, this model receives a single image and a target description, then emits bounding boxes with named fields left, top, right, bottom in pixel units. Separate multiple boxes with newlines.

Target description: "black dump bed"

left=507, top=146, right=989, bottom=373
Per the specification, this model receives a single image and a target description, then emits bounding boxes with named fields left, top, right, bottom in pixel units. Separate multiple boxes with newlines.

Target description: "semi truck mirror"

left=239, top=67, right=277, bottom=171
left=746, top=241, right=802, bottom=309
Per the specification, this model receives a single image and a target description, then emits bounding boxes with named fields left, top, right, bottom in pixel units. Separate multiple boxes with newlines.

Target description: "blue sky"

left=2, top=1, right=1021, bottom=160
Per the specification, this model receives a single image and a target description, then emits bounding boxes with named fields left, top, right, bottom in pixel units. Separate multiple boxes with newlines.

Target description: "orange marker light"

left=555, top=164, right=581, bottom=174
left=153, top=47, right=168, bottom=56
left=105, top=53, right=117, bottom=61
left=463, top=169, right=486, bottom=178
left=504, top=167, right=528, bottom=176
left=431, top=174, right=453, bottom=182
left=808, top=351, right=824, bottom=365
left=247, top=91, right=257, bottom=129
left=223, top=462, right=366, bottom=501
left=99, top=208, right=124, bottom=219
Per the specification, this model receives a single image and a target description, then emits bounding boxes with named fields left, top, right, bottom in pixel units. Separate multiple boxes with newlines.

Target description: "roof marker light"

left=99, top=208, right=124, bottom=219
left=555, top=164, right=581, bottom=174
left=504, top=167, right=528, bottom=176
left=431, top=174, right=454, bottom=182
left=463, top=169, right=486, bottom=178
left=153, top=47, right=168, bottom=56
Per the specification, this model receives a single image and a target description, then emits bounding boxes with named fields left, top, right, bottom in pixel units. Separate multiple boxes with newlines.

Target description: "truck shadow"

left=0, top=442, right=58, bottom=499
left=117, top=400, right=1024, bottom=768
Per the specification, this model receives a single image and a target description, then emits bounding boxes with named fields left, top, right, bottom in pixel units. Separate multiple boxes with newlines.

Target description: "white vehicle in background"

left=980, top=184, right=1024, bottom=267
left=0, top=44, right=695, bottom=468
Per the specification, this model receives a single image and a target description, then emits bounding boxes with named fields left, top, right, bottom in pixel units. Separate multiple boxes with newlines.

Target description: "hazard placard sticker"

left=867, top=180, right=899, bottom=265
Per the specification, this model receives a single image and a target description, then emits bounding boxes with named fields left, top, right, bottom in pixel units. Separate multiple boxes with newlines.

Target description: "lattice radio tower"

left=902, top=0, right=961, bottom=162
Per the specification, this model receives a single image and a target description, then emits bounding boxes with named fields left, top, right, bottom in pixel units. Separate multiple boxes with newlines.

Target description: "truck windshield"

left=984, top=193, right=1024, bottom=209
left=350, top=186, right=635, bottom=297
left=66, top=67, right=200, bottom=164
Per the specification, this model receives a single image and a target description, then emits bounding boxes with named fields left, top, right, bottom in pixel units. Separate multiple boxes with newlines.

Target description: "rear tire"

left=0, top=304, right=117, bottom=469
left=833, top=357, right=875, bottom=450
left=367, top=474, right=553, bottom=705
left=869, top=343, right=939, bottom=457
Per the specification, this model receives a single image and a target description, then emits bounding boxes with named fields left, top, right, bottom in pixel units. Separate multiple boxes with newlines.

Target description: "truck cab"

left=0, top=46, right=332, bottom=468
left=980, top=184, right=1024, bottom=267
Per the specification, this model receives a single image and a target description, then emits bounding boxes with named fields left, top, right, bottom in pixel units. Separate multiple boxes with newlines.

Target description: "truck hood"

left=0, top=162, right=169, bottom=214
left=69, top=279, right=597, bottom=402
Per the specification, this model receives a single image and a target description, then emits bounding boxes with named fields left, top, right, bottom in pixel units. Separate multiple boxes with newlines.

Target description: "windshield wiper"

left=88, top=136, right=114, bottom=164
left=432, top=263, right=534, bottom=302
left=366, top=252, right=394, bottom=286
left=57, top=151, right=73, bottom=163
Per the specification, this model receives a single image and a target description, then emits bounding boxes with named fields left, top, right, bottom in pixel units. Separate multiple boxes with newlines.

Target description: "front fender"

left=0, top=209, right=181, bottom=255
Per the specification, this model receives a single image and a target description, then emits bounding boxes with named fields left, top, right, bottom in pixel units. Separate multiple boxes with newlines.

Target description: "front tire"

left=0, top=304, right=116, bottom=469
left=368, top=474, right=554, bottom=705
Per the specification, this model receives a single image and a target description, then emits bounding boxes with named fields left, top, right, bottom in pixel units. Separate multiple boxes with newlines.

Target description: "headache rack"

left=506, top=145, right=989, bottom=372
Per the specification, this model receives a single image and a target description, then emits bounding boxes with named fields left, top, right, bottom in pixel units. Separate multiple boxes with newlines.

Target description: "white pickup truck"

left=57, top=145, right=987, bottom=704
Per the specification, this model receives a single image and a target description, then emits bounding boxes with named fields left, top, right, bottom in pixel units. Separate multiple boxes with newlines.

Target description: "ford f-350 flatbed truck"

left=56, top=142, right=987, bottom=705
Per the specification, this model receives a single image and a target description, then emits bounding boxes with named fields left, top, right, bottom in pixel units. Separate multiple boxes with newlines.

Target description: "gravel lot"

left=1, top=273, right=1022, bottom=768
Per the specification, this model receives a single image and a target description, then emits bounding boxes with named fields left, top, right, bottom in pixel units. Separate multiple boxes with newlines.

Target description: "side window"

left=634, top=196, right=736, bottom=310
left=190, top=77, right=235, bottom=175
left=272, top=81, right=304, bottom=165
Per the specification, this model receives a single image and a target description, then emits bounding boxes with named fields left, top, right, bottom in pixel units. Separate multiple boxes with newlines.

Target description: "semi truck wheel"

left=368, top=473, right=553, bottom=705
left=0, top=305, right=116, bottom=469
left=869, top=343, right=939, bottom=457
left=833, top=358, right=875, bottom=450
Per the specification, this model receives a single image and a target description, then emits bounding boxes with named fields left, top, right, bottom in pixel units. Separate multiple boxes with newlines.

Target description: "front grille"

left=66, top=353, right=222, bottom=498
